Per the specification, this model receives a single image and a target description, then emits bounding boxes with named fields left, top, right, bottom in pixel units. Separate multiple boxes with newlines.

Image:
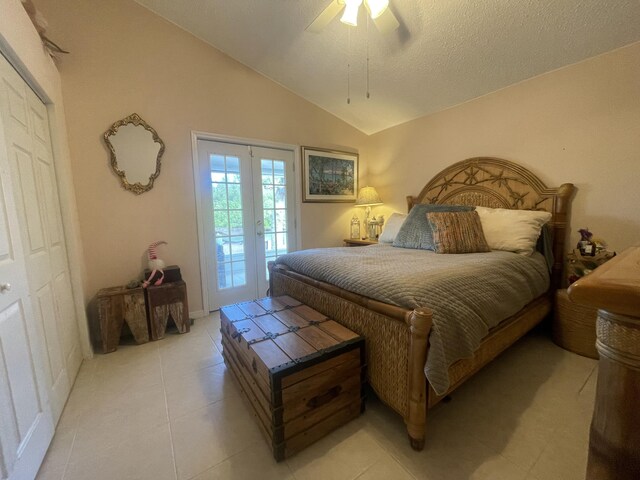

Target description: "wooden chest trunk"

left=220, top=296, right=365, bottom=461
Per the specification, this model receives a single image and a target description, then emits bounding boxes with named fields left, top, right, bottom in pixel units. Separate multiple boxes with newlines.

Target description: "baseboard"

left=189, top=310, right=207, bottom=319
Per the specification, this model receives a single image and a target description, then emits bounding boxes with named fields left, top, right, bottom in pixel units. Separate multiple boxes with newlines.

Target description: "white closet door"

left=0, top=56, right=72, bottom=424
left=27, top=81, right=81, bottom=399
left=0, top=55, right=55, bottom=480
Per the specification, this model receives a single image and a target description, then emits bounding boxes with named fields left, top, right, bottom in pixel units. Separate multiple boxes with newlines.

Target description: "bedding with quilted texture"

left=275, top=244, right=549, bottom=395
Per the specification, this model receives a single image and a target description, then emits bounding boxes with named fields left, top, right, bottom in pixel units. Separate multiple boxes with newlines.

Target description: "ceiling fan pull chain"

left=347, top=27, right=351, bottom=104
left=366, top=15, right=370, bottom=99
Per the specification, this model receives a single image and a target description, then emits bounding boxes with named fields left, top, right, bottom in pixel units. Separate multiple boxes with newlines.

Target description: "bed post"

left=551, top=183, right=575, bottom=289
left=407, top=307, right=433, bottom=451
left=406, top=195, right=417, bottom=212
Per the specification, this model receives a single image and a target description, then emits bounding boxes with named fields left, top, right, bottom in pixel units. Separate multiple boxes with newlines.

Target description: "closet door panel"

left=27, top=88, right=79, bottom=379
left=54, top=272, right=81, bottom=374
left=0, top=300, right=43, bottom=475
left=34, top=283, right=66, bottom=420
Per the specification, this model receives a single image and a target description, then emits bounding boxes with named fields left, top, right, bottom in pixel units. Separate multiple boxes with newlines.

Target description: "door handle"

left=0, top=283, right=12, bottom=293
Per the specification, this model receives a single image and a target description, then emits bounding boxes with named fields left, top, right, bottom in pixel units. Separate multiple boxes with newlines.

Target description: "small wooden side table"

left=343, top=238, right=378, bottom=247
left=568, top=246, right=640, bottom=480
left=146, top=281, right=190, bottom=340
left=97, top=286, right=148, bottom=353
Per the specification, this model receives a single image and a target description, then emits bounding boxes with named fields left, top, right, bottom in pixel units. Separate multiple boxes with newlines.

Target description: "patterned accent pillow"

left=392, top=204, right=474, bottom=250
left=426, top=211, right=491, bottom=254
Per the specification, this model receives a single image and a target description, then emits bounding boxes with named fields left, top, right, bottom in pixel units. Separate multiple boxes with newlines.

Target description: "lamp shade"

left=355, top=186, right=383, bottom=206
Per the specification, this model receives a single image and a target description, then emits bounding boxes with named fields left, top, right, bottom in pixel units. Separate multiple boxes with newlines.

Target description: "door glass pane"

left=261, top=159, right=273, bottom=184
left=229, top=235, right=244, bottom=257
left=227, top=184, right=242, bottom=210
left=210, top=155, right=225, bottom=181
left=275, top=210, right=287, bottom=232
left=262, top=185, right=274, bottom=209
left=210, top=154, right=246, bottom=291
left=226, top=157, right=241, bottom=183
left=231, top=261, right=246, bottom=287
left=213, top=211, right=229, bottom=237
left=276, top=232, right=288, bottom=255
left=273, top=161, right=285, bottom=185
left=264, top=233, right=275, bottom=258
left=263, top=210, right=275, bottom=234
left=218, top=262, right=231, bottom=289
left=218, top=238, right=231, bottom=262
left=211, top=183, right=228, bottom=210
left=274, top=186, right=286, bottom=208
left=229, top=211, right=243, bottom=231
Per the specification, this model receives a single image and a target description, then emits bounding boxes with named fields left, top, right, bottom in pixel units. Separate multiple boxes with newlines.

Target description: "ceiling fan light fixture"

left=340, top=0, right=363, bottom=26
left=364, top=0, right=389, bottom=19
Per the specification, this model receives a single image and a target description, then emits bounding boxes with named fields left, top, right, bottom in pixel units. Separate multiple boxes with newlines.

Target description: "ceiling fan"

left=307, top=0, right=400, bottom=35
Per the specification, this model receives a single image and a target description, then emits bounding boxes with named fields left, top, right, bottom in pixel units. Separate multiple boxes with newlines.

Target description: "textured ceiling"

left=134, top=0, right=640, bottom=134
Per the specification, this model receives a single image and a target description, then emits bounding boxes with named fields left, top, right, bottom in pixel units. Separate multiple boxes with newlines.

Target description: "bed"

left=268, top=157, right=574, bottom=450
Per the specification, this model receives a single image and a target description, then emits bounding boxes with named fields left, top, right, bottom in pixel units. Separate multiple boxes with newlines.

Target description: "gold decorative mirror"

left=104, top=113, right=165, bottom=195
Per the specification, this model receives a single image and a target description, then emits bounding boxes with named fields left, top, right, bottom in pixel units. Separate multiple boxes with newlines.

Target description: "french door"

left=197, top=140, right=296, bottom=310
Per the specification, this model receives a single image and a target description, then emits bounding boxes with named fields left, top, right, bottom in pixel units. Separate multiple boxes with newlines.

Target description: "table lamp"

left=355, top=186, right=383, bottom=239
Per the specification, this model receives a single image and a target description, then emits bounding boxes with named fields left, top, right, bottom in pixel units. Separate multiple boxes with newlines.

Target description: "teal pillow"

left=392, top=204, right=475, bottom=250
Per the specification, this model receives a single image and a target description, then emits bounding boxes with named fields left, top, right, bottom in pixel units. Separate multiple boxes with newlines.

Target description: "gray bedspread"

left=275, top=244, right=549, bottom=395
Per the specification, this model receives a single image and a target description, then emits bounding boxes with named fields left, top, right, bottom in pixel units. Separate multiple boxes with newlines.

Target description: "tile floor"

left=36, top=314, right=597, bottom=480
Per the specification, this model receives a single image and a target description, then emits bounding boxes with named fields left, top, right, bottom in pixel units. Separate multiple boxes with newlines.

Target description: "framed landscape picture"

left=301, top=147, right=358, bottom=203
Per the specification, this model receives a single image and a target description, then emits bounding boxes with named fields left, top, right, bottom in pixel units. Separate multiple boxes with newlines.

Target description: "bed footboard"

left=268, top=262, right=550, bottom=452
left=269, top=262, right=432, bottom=449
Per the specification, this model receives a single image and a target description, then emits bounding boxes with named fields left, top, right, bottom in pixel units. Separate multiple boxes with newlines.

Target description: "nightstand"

left=343, top=238, right=378, bottom=247
left=553, top=249, right=615, bottom=359
left=553, top=289, right=598, bottom=359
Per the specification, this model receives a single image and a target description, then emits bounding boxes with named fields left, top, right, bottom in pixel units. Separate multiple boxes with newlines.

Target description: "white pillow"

left=378, top=213, right=407, bottom=243
left=475, top=206, right=552, bottom=255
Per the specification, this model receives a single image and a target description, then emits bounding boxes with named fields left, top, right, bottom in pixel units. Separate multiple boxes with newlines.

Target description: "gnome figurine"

left=142, top=241, right=168, bottom=288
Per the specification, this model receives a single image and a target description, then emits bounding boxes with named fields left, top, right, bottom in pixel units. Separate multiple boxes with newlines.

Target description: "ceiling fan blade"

left=373, top=7, right=399, bottom=34
left=306, top=0, right=345, bottom=33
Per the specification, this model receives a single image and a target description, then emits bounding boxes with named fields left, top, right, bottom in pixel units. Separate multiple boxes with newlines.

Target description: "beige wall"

left=364, top=42, right=640, bottom=252
left=34, top=0, right=640, bottom=317
left=37, top=0, right=368, bottom=314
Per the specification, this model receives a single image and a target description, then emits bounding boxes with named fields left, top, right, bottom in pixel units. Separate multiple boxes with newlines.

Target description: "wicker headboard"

left=406, top=157, right=574, bottom=289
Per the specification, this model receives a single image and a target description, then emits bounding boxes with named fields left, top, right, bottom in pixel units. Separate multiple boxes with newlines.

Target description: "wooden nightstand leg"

left=123, top=291, right=149, bottom=344
left=169, top=302, right=189, bottom=333
left=147, top=281, right=190, bottom=339
left=150, top=305, right=170, bottom=340
left=98, top=295, right=125, bottom=353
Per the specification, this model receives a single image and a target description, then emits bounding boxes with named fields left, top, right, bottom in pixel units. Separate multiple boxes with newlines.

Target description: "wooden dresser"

left=568, top=245, right=640, bottom=480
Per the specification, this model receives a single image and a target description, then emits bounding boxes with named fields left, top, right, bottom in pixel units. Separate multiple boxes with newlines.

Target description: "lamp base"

left=363, top=206, right=372, bottom=239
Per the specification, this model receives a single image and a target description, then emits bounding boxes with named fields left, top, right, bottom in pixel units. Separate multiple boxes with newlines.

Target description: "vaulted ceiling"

left=135, top=0, right=640, bottom=134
